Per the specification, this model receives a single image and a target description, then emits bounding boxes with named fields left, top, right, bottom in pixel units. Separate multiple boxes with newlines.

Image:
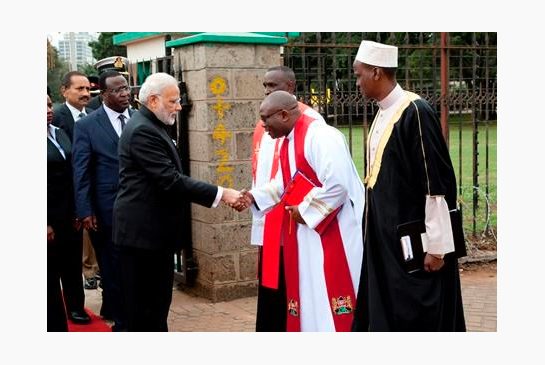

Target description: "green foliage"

left=338, top=123, right=497, bottom=238
left=47, top=46, right=69, bottom=103
left=88, top=32, right=127, bottom=60
left=78, top=63, right=98, bottom=77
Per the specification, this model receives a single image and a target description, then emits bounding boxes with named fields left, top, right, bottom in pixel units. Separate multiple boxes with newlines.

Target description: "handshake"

left=221, top=188, right=254, bottom=212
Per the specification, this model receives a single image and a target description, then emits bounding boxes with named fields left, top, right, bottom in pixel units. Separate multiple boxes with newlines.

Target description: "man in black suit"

left=50, top=71, right=93, bottom=325
left=47, top=93, right=68, bottom=331
left=47, top=94, right=90, bottom=326
left=113, top=72, right=241, bottom=331
left=52, top=71, right=93, bottom=142
left=72, top=70, right=134, bottom=331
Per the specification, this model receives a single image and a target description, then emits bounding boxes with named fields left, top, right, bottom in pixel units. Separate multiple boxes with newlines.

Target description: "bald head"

left=259, top=90, right=301, bottom=139
left=262, top=90, right=298, bottom=111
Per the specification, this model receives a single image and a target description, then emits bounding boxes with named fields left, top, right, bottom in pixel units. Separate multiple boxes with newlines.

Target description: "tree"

left=88, top=32, right=127, bottom=60
left=47, top=43, right=69, bottom=103
left=79, top=63, right=98, bottom=77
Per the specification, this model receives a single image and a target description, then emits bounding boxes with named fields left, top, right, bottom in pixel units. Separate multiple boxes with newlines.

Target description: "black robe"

left=352, top=95, right=466, bottom=331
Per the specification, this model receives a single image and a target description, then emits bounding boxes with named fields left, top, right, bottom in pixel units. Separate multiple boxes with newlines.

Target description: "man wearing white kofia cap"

left=351, top=40, right=466, bottom=331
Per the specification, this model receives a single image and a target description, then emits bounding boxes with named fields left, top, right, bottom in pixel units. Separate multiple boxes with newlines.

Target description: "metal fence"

left=283, top=32, right=497, bottom=241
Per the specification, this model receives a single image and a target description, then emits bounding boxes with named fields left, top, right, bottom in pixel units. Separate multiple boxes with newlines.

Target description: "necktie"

left=118, top=114, right=126, bottom=130
left=78, top=112, right=86, bottom=120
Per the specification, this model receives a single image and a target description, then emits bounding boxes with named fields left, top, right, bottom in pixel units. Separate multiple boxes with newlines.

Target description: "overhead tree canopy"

left=47, top=44, right=69, bottom=103
left=89, top=32, right=127, bottom=61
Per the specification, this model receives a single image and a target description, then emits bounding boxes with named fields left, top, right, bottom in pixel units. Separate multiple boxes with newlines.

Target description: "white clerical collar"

left=378, top=83, right=404, bottom=111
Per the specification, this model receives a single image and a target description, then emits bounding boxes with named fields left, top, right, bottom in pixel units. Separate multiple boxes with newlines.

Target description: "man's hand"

left=423, top=253, right=444, bottom=272
left=230, top=189, right=254, bottom=212
left=221, top=188, right=241, bottom=206
left=285, top=205, right=306, bottom=225
left=47, top=225, right=55, bottom=242
left=82, top=215, right=98, bottom=231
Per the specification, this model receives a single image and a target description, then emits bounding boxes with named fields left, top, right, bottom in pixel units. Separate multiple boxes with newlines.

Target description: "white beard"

left=156, top=105, right=176, bottom=125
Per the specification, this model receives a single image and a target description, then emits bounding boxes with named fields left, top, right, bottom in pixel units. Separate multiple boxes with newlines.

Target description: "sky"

left=47, top=32, right=100, bottom=48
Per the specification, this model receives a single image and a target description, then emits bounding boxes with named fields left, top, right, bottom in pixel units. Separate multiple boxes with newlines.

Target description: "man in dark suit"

left=72, top=70, right=134, bottom=331
left=52, top=71, right=93, bottom=142
left=47, top=93, right=68, bottom=331
left=113, top=72, right=240, bottom=331
left=47, top=94, right=90, bottom=326
left=52, top=71, right=100, bottom=299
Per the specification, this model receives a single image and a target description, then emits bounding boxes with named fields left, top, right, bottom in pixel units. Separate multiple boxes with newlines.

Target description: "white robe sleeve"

left=297, top=125, right=350, bottom=230
left=250, top=167, right=285, bottom=215
left=250, top=133, right=279, bottom=246
left=421, top=195, right=455, bottom=255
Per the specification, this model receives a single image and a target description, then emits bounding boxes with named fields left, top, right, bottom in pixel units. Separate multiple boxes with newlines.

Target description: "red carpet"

left=67, top=308, right=112, bottom=332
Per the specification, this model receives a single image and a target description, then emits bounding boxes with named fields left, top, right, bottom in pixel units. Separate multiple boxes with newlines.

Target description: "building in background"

left=57, top=32, right=98, bottom=71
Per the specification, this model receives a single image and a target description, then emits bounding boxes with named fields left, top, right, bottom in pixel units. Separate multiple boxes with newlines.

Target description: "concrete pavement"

left=83, top=260, right=496, bottom=332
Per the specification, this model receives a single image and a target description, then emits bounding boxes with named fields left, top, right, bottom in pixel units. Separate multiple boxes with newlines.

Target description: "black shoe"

left=100, top=306, right=113, bottom=321
left=84, top=277, right=98, bottom=290
left=69, top=310, right=91, bottom=324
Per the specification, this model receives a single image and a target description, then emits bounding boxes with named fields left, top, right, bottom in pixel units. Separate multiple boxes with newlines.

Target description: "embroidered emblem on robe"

left=332, top=296, right=353, bottom=315
left=288, top=299, right=299, bottom=317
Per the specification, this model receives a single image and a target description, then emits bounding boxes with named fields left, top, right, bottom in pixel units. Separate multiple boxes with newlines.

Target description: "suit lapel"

left=96, top=106, right=120, bottom=144
left=61, top=104, right=75, bottom=137
left=55, top=129, right=72, bottom=156
left=155, top=123, right=182, bottom=171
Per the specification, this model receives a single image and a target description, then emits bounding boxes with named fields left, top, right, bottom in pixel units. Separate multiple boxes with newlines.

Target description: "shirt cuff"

left=423, top=195, right=455, bottom=255
left=212, top=186, right=223, bottom=208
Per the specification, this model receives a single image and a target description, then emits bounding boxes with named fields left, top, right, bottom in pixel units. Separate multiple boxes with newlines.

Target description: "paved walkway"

left=84, top=261, right=496, bottom=332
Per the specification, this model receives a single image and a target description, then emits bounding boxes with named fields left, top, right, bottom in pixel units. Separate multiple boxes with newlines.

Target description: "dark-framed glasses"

left=261, top=104, right=298, bottom=122
left=107, top=85, right=131, bottom=95
left=261, top=109, right=284, bottom=122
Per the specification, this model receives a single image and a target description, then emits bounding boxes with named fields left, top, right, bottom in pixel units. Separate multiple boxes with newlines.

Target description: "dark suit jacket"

left=72, top=105, right=133, bottom=226
left=113, top=106, right=218, bottom=251
left=52, top=103, right=95, bottom=142
left=47, top=127, right=75, bottom=228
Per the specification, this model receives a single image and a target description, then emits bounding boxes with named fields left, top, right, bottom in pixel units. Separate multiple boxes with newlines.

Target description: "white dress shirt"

left=65, top=102, right=89, bottom=122
left=47, top=124, right=66, bottom=159
left=103, top=104, right=130, bottom=137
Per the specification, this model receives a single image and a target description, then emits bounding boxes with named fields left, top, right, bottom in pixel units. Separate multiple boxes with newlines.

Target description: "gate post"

left=441, top=32, right=450, bottom=144
left=168, top=33, right=287, bottom=302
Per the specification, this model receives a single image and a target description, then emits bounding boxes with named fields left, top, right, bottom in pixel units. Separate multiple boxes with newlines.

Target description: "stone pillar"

left=168, top=33, right=286, bottom=301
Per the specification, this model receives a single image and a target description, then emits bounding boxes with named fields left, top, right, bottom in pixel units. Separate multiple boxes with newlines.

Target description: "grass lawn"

left=338, top=121, right=497, bottom=240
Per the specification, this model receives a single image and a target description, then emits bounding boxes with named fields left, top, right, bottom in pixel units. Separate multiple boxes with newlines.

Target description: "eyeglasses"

left=261, top=104, right=298, bottom=123
left=153, top=94, right=181, bottom=106
left=261, top=109, right=284, bottom=123
left=107, top=85, right=131, bottom=95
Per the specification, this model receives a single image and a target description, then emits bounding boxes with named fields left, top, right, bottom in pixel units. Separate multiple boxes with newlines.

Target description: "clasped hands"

left=220, top=188, right=254, bottom=212
left=221, top=188, right=306, bottom=224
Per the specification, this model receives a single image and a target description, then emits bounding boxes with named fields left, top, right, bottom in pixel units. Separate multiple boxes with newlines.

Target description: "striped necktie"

left=119, top=114, right=126, bottom=130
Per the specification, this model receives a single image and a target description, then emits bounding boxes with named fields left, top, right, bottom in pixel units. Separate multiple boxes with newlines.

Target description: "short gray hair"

left=139, top=73, right=178, bottom=106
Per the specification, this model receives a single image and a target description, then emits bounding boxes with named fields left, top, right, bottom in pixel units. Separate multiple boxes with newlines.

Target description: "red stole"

left=263, top=114, right=357, bottom=332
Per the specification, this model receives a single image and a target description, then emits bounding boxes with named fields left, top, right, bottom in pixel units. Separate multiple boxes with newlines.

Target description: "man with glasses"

left=72, top=70, right=134, bottom=331
left=113, top=72, right=241, bottom=331
left=238, top=91, right=365, bottom=331
left=251, top=66, right=326, bottom=331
